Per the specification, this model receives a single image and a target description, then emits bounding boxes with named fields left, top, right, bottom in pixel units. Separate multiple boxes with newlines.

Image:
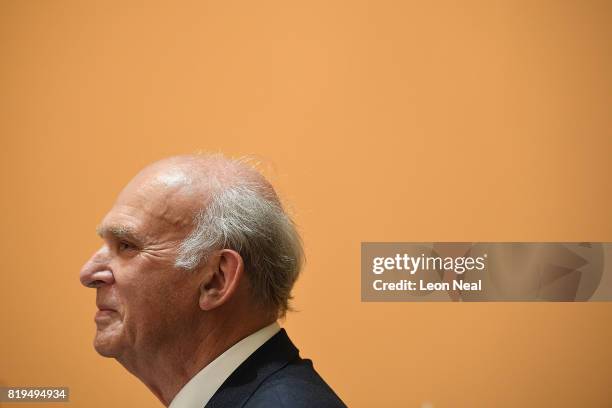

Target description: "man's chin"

left=93, top=329, right=122, bottom=357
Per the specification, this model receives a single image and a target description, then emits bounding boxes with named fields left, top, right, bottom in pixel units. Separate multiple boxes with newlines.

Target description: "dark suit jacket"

left=205, top=329, right=347, bottom=408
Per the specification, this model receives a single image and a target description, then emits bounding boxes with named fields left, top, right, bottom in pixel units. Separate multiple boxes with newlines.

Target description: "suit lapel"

left=205, top=329, right=299, bottom=408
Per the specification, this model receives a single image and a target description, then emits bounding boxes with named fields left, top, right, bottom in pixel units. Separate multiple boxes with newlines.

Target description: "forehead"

left=100, top=167, right=206, bottom=241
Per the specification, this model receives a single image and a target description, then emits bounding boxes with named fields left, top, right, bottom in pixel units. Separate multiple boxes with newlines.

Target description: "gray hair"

left=174, top=161, right=304, bottom=318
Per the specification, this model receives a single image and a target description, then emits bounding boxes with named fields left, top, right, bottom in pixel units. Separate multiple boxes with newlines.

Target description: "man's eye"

left=118, top=241, right=135, bottom=251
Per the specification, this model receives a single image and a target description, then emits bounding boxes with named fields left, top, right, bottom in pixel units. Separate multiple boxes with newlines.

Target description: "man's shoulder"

left=206, top=328, right=347, bottom=408
left=244, top=357, right=346, bottom=408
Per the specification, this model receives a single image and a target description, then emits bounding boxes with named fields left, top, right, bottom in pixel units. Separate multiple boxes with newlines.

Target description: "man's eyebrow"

left=96, top=224, right=143, bottom=244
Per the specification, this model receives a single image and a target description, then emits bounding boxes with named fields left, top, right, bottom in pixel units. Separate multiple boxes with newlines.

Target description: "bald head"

left=121, top=154, right=282, bottom=214
left=118, top=153, right=303, bottom=318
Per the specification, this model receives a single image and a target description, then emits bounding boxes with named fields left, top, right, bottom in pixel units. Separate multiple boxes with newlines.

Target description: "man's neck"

left=117, top=316, right=275, bottom=406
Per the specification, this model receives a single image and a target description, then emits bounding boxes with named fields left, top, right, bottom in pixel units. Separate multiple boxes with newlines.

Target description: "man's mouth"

left=95, top=307, right=118, bottom=322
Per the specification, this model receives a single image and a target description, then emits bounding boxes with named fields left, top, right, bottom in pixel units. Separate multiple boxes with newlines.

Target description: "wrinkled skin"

left=80, top=161, right=205, bottom=360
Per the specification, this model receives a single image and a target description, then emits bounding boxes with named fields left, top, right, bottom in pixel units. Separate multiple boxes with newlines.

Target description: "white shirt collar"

left=168, top=322, right=281, bottom=408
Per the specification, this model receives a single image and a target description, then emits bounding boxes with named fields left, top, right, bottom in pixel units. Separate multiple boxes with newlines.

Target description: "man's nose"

left=79, top=247, right=115, bottom=288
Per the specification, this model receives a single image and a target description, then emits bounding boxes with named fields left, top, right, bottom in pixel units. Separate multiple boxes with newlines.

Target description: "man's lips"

left=96, top=302, right=118, bottom=311
left=94, top=308, right=117, bottom=322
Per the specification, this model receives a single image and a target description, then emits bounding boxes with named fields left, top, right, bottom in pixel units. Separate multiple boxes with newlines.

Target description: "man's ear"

left=199, top=249, right=244, bottom=311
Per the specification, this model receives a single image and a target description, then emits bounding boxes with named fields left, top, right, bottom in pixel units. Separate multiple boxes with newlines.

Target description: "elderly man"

left=79, top=154, right=346, bottom=408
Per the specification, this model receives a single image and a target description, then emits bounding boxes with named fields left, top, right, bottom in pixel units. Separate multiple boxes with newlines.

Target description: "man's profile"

left=79, top=154, right=346, bottom=408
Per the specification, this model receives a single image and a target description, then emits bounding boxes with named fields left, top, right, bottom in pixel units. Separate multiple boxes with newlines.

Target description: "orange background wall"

left=1, top=1, right=611, bottom=407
